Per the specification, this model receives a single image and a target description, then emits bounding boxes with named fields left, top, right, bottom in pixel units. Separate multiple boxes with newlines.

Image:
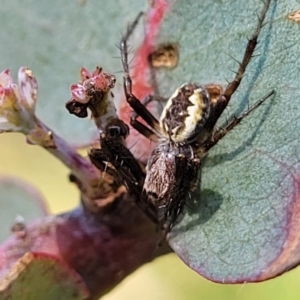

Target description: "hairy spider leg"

left=88, top=148, right=122, bottom=182
left=203, top=90, right=275, bottom=153
left=120, top=13, right=162, bottom=139
left=130, top=94, right=168, bottom=142
left=201, top=0, right=271, bottom=139
left=89, top=131, right=159, bottom=224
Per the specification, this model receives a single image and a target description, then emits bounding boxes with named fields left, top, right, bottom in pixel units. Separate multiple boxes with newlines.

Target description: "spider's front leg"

left=130, top=94, right=167, bottom=143
left=204, top=90, right=275, bottom=153
left=120, top=13, right=161, bottom=139
left=220, top=0, right=271, bottom=111
left=199, top=0, right=273, bottom=152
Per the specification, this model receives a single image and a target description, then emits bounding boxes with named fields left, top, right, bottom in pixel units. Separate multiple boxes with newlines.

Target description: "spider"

left=90, top=0, right=274, bottom=235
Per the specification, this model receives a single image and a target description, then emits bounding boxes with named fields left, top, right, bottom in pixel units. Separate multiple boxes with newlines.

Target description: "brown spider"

left=90, top=0, right=274, bottom=235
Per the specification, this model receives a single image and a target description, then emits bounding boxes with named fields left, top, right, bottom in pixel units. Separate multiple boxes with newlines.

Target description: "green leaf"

left=0, top=252, right=90, bottom=300
left=0, top=0, right=148, bottom=145
left=0, top=177, right=48, bottom=243
left=154, top=0, right=300, bottom=281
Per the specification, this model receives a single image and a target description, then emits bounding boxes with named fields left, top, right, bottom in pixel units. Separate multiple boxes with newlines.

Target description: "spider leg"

left=203, top=90, right=275, bottom=152
left=88, top=148, right=122, bottom=183
left=120, top=13, right=161, bottom=133
left=89, top=123, right=159, bottom=224
left=130, top=94, right=167, bottom=142
left=130, top=120, right=159, bottom=142
left=130, top=94, right=167, bottom=122
left=102, top=133, right=145, bottom=187
left=204, top=0, right=271, bottom=132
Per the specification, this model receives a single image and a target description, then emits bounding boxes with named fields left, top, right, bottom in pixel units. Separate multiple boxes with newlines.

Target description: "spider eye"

left=160, top=83, right=211, bottom=143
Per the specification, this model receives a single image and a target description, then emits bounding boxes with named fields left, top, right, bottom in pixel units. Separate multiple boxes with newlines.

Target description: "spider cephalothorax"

left=159, top=83, right=211, bottom=143
left=89, top=0, right=274, bottom=235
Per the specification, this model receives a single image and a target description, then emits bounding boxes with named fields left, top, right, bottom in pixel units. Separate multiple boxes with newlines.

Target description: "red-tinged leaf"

left=151, top=0, right=300, bottom=282
left=0, top=252, right=90, bottom=300
left=0, top=204, right=170, bottom=299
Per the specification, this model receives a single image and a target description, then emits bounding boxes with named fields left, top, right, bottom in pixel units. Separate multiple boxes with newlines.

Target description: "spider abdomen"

left=143, top=142, right=201, bottom=229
